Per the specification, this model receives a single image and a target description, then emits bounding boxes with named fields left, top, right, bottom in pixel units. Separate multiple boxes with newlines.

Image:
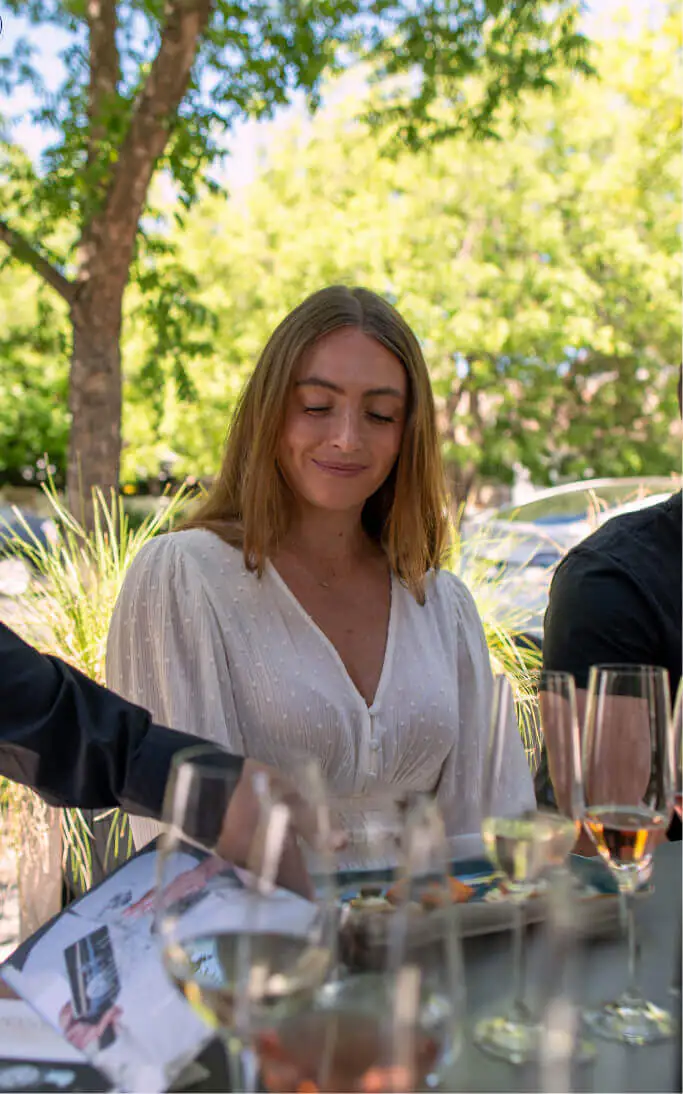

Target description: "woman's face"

left=278, top=327, right=408, bottom=517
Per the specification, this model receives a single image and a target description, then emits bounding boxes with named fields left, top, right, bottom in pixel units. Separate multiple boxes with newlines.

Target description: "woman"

left=107, top=286, right=533, bottom=854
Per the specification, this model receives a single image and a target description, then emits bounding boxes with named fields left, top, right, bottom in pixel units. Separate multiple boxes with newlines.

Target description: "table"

left=444, top=842, right=682, bottom=1093
left=181, top=845, right=682, bottom=1094
left=2, top=845, right=680, bottom=1093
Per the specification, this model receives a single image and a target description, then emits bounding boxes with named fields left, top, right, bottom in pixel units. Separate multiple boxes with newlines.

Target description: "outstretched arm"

left=0, top=621, right=243, bottom=817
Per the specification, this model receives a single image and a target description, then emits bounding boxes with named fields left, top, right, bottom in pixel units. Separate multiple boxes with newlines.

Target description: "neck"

left=282, top=507, right=371, bottom=567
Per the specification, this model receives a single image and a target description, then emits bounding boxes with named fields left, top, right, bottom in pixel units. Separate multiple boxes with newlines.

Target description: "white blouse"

left=106, top=529, right=534, bottom=857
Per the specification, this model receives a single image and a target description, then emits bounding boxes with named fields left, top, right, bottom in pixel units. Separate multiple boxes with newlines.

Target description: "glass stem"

left=671, top=907, right=682, bottom=997
left=511, top=896, right=529, bottom=1020
left=225, top=1033, right=255, bottom=1094
left=624, top=891, right=641, bottom=1001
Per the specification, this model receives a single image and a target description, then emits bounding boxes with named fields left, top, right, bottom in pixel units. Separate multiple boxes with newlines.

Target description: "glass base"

left=474, top=1012, right=597, bottom=1067
left=474, top=1012, right=542, bottom=1066
left=583, top=994, right=674, bottom=1046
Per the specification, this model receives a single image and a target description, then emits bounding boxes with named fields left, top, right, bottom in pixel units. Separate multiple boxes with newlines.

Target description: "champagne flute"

left=673, top=679, right=682, bottom=823
left=474, top=675, right=579, bottom=1064
left=155, top=749, right=335, bottom=1092
left=538, top=670, right=598, bottom=1067
left=537, top=868, right=585, bottom=1094
left=669, top=679, right=681, bottom=1001
left=391, top=794, right=465, bottom=1088
left=582, top=663, right=674, bottom=1044
left=254, top=793, right=464, bottom=1092
left=255, top=788, right=405, bottom=1094
left=538, top=671, right=584, bottom=859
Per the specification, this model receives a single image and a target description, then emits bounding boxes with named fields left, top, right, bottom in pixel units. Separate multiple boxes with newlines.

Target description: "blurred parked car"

left=0, top=506, right=58, bottom=597
left=461, top=477, right=679, bottom=642
left=0, top=506, right=58, bottom=553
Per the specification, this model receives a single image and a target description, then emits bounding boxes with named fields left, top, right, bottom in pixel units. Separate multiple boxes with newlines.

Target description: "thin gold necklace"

left=280, top=550, right=338, bottom=590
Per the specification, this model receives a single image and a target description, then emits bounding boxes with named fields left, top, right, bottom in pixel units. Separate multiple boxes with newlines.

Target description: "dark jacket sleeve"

left=0, top=621, right=243, bottom=818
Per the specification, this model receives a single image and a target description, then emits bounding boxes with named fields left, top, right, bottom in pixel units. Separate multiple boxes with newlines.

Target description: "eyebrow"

left=296, top=377, right=405, bottom=399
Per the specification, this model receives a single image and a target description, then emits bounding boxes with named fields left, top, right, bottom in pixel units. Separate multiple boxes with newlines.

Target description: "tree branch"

left=87, top=0, right=120, bottom=167
left=0, top=218, right=75, bottom=305
left=86, top=0, right=212, bottom=284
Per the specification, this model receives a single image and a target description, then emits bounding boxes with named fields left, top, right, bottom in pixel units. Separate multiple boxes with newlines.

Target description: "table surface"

left=444, top=841, right=682, bottom=1093
left=182, top=843, right=683, bottom=1094
left=1, top=844, right=680, bottom=1094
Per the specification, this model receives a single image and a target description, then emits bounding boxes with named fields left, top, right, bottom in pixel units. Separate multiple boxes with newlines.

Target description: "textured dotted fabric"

left=106, top=528, right=534, bottom=859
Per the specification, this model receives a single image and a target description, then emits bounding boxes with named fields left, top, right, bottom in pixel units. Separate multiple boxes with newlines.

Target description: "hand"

left=216, top=759, right=339, bottom=900
left=123, top=857, right=227, bottom=920
left=59, top=1002, right=122, bottom=1051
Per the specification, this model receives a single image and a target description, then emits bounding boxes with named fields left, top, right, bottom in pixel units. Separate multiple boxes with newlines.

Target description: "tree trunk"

left=1, top=3, right=213, bottom=527
left=67, top=287, right=123, bottom=524
left=446, top=462, right=478, bottom=518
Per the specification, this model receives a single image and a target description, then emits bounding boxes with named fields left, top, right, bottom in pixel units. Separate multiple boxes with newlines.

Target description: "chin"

left=297, top=481, right=376, bottom=513
left=307, top=489, right=371, bottom=513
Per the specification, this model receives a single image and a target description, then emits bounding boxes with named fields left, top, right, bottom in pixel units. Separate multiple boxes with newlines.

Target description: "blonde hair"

left=182, top=285, right=449, bottom=602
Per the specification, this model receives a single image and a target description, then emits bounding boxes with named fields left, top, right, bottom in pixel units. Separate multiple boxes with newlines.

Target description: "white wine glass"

left=474, top=675, right=579, bottom=1065
left=155, top=749, right=336, bottom=1092
left=254, top=793, right=465, bottom=1093
left=582, top=663, right=674, bottom=1044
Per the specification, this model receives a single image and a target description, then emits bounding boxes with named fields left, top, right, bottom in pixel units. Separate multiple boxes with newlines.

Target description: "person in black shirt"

left=543, top=491, right=681, bottom=694
left=0, top=620, right=244, bottom=817
left=542, top=490, right=682, bottom=837
left=0, top=621, right=318, bottom=890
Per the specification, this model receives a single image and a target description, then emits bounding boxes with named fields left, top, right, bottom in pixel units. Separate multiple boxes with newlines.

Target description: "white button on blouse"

left=106, top=529, right=534, bottom=856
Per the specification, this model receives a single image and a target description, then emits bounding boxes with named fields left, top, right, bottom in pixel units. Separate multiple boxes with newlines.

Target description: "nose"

left=331, top=406, right=363, bottom=452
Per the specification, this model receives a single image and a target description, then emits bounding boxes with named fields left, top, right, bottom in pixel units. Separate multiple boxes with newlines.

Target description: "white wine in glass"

left=582, top=663, right=674, bottom=1045
left=165, top=931, right=331, bottom=1032
left=155, top=750, right=336, bottom=1092
left=481, top=810, right=578, bottom=887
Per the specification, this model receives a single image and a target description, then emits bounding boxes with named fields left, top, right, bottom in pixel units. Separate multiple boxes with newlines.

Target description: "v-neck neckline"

left=266, top=560, right=397, bottom=714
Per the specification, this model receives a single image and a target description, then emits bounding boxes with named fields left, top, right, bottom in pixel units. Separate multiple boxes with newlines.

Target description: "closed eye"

left=304, top=406, right=396, bottom=423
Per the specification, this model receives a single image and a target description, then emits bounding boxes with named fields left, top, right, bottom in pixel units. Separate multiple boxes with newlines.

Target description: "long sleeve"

left=106, top=533, right=245, bottom=847
left=435, top=575, right=535, bottom=859
left=0, top=621, right=240, bottom=817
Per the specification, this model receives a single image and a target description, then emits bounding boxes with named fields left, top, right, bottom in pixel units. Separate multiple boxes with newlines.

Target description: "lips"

left=312, top=459, right=368, bottom=477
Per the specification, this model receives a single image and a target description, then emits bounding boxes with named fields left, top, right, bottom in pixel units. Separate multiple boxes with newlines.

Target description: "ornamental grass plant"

left=0, top=482, right=193, bottom=895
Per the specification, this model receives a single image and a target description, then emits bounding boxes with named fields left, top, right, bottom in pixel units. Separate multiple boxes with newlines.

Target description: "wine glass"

left=535, top=844, right=608, bottom=1094
left=253, top=793, right=464, bottom=1093
left=582, top=663, right=674, bottom=1044
left=155, top=748, right=336, bottom=1092
left=669, top=679, right=681, bottom=1002
left=538, top=671, right=584, bottom=854
left=673, top=679, right=682, bottom=824
left=474, top=675, right=579, bottom=1065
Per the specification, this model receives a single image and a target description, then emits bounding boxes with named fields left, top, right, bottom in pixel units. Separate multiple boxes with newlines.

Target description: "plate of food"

left=335, top=854, right=646, bottom=967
